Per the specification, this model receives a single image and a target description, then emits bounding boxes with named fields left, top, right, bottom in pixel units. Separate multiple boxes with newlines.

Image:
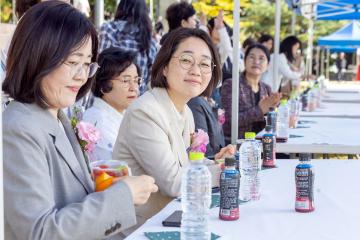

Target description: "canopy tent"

left=318, top=21, right=360, bottom=47
left=315, top=0, right=360, bottom=20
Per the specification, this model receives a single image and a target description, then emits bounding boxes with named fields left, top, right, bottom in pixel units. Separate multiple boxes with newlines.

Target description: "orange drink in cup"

left=91, top=160, right=131, bottom=192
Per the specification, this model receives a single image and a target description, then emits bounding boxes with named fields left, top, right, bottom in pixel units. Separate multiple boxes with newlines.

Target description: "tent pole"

left=273, top=0, right=282, bottom=92
left=326, top=48, right=330, bottom=80
left=231, top=0, right=240, bottom=145
left=315, top=46, right=320, bottom=77
left=291, top=11, right=296, bottom=35
left=320, top=47, right=325, bottom=76
left=95, top=0, right=104, bottom=29
left=306, top=17, right=314, bottom=78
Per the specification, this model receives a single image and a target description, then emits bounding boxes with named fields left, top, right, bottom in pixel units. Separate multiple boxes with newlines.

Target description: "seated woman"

left=221, top=44, right=281, bottom=142
left=2, top=2, right=157, bottom=239
left=262, top=36, right=303, bottom=93
left=112, top=28, right=234, bottom=222
left=188, top=96, right=225, bottom=159
left=83, top=47, right=140, bottom=161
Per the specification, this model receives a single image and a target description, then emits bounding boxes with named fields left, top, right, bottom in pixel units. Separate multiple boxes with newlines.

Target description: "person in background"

left=336, top=52, right=347, bottom=81
left=99, top=0, right=157, bottom=95
left=221, top=44, right=281, bottom=142
left=112, top=28, right=235, bottom=224
left=258, top=34, right=274, bottom=53
left=262, top=35, right=303, bottom=93
left=83, top=47, right=140, bottom=161
left=188, top=96, right=225, bottom=159
left=160, top=1, right=197, bottom=45
left=2, top=2, right=157, bottom=239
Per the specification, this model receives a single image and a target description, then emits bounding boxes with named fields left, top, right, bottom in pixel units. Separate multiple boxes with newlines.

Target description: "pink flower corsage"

left=218, top=108, right=225, bottom=125
left=71, top=106, right=101, bottom=156
left=189, top=129, right=209, bottom=153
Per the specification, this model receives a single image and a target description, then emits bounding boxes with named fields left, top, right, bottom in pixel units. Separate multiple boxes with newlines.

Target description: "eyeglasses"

left=64, top=61, right=100, bottom=78
left=115, top=76, right=142, bottom=88
left=172, top=54, right=215, bottom=74
left=247, top=55, right=267, bottom=64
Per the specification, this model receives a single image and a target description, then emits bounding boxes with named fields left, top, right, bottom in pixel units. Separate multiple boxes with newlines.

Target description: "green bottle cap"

left=244, top=132, right=256, bottom=139
left=280, top=99, right=288, bottom=105
left=189, top=152, right=205, bottom=161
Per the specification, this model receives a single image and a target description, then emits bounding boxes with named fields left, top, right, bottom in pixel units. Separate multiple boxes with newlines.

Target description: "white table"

left=300, top=101, right=360, bottom=118
left=275, top=117, right=360, bottom=154
left=125, top=160, right=360, bottom=240
left=322, top=89, right=360, bottom=103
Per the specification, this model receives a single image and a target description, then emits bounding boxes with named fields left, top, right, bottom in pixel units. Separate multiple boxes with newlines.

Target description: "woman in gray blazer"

left=112, top=28, right=235, bottom=222
left=2, top=2, right=157, bottom=239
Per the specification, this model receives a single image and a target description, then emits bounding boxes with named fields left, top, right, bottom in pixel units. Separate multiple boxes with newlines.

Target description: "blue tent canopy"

left=318, top=21, right=360, bottom=47
left=316, top=0, right=360, bottom=20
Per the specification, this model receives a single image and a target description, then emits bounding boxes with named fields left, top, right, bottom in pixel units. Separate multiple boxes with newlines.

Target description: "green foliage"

left=1, top=0, right=13, bottom=23
left=192, top=0, right=346, bottom=45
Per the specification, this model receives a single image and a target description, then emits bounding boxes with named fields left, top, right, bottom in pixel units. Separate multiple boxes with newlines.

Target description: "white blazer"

left=112, top=88, right=195, bottom=221
left=262, top=53, right=302, bottom=92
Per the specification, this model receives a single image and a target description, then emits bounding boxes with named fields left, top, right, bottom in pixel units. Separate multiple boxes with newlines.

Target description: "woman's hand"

left=259, top=93, right=281, bottom=114
left=214, top=144, right=236, bottom=160
left=214, top=10, right=225, bottom=29
left=121, top=175, right=158, bottom=205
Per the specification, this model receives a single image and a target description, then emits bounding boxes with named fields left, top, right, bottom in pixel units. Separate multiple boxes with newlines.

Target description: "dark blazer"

left=3, top=102, right=136, bottom=240
left=221, top=74, right=272, bottom=141
left=188, top=97, right=225, bottom=158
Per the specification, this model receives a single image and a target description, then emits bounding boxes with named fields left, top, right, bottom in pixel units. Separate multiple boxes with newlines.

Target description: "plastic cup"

left=90, top=160, right=131, bottom=191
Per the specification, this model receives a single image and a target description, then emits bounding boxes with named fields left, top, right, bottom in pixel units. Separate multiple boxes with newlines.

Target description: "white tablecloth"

left=322, top=90, right=360, bottom=103
left=300, top=102, right=360, bottom=118
left=125, top=160, right=360, bottom=240
left=275, top=117, right=360, bottom=154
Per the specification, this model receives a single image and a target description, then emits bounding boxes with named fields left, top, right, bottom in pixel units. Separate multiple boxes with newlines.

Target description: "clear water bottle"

left=288, top=98, right=298, bottom=129
left=266, top=107, right=277, bottom=135
left=239, top=132, right=261, bottom=201
left=181, top=152, right=211, bottom=240
left=277, top=99, right=289, bottom=139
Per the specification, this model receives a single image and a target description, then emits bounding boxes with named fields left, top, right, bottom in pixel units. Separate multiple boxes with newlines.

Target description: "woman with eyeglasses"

left=83, top=47, right=140, bottom=161
left=221, top=44, right=282, bottom=142
left=112, top=28, right=235, bottom=225
left=2, top=2, right=158, bottom=239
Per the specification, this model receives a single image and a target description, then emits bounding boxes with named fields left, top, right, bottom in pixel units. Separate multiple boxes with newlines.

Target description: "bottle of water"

left=277, top=99, right=289, bottom=139
left=239, top=132, right=261, bottom=201
left=266, top=107, right=277, bottom=135
left=181, top=152, right=211, bottom=240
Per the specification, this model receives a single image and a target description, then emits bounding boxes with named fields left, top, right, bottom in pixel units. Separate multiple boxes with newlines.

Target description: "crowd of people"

left=1, top=0, right=307, bottom=239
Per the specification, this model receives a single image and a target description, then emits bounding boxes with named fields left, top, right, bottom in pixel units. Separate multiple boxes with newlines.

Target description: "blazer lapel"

left=151, top=88, right=190, bottom=167
left=56, top=111, right=94, bottom=193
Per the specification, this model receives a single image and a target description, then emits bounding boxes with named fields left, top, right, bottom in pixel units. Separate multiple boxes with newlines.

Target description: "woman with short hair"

left=221, top=44, right=281, bottom=141
left=83, top=47, right=140, bottom=161
left=113, top=28, right=235, bottom=223
left=3, top=2, right=157, bottom=239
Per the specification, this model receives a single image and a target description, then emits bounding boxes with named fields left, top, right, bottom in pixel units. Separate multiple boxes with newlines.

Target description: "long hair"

left=280, top=36, right=302, bottom=63
left=114, top=0, right=152, bottom=52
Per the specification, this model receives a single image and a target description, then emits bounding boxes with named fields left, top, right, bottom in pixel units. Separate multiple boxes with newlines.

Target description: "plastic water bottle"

left=239, top=132, right=261, bottom=201
left=295, top=153, right=315, bottom=213
left=266, top=107, right=277, bottom=135
left=277, top=99, right=289, bottom=139
left=181, top=152, right=211, bottom=240
left=288, top=97, right=298, bottom=129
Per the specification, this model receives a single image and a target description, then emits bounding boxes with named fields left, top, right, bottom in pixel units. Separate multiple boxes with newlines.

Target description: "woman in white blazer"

left=2, top=2, right=157, bottom=239
left=262, top=36, right=303, bottom=92
left=112, top=28, right=235, bottom=223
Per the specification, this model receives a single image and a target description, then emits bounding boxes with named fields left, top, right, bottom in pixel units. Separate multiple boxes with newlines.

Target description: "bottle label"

left=219, top=171, right=240, bottom=220
left=295, top=167, right=315, bottom=212
left=262, top=135, right=276, bottom=167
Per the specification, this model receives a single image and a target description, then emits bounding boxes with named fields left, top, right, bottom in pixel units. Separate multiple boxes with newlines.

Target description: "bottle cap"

left=189, top=152, right=204, bottom=161
left=265, top=125, right=273, bottom=132
left=280, top=99, right=287, bottom=105
left=224, top=156, right=236, bottom=167
left=299, top=153, right=311, bottom=161
left=244, top=132, right=256, bottom=139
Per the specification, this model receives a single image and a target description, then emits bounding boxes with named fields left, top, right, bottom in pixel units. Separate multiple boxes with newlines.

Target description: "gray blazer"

left=3, top=102, right=136, bottom=240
